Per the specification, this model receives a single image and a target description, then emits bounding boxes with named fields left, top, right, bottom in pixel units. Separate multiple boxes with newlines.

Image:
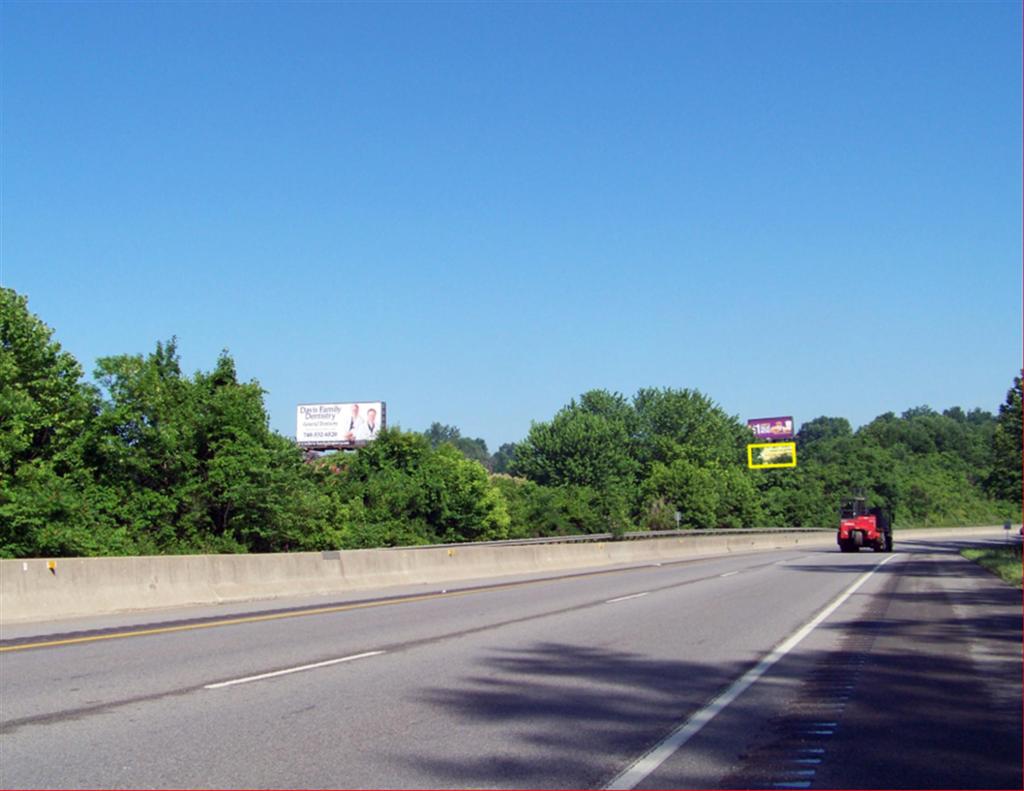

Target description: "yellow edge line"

left=0, top=585, right=500, bottom=653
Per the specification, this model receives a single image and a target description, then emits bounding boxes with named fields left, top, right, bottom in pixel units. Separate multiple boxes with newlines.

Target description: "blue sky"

left=3, top=1, right=1021, bottom=451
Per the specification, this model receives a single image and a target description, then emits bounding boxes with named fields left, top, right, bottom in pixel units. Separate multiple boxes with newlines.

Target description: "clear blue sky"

left=3, top=1, right=1021, bottom=451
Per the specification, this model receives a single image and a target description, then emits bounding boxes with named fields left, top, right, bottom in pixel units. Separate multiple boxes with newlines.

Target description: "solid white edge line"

left=604, top=554, right=899, bottom=790
left=204, top=650, right=385, bottom=689
left=606, top=593, right=650, bottom=604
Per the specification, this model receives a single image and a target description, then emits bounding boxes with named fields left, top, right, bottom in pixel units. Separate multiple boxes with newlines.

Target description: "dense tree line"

left=1, top=287, right=1019, bottom=558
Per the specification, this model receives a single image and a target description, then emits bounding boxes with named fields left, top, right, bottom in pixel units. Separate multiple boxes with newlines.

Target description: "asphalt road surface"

left=1, top=533, right=1020, bottom=789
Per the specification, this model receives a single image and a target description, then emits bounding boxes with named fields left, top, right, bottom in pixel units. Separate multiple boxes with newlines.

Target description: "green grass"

left=961, top=543, right=1023, bottom=588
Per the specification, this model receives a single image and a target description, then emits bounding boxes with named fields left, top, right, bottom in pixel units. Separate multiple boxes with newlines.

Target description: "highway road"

left=1, top=533, right=1020, bottom=789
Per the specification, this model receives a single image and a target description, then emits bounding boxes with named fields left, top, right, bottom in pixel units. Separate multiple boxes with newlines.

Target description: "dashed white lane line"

left=606, top=593, right=650, bottom=604
left=720, top=571, right=739, bottom=578
left=604, top=553, right=898, bottom=790
left=204, top=651, right=385, bottom=689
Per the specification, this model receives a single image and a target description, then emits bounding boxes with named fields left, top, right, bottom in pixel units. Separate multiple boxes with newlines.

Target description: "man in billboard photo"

left=345, top=403, right=367, bottom=443
left=363, top=407, right=380, bottom=440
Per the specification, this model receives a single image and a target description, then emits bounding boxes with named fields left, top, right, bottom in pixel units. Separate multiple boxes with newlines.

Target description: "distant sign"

left=297, top=402, right=386, bottom=449
left=748, top=442, right=797, bottom=469
left=747, top=416, right=794, bottom=440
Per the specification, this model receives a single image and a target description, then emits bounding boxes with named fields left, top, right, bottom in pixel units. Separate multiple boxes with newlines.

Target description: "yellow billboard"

left=747, top=441, right=797, bottom=469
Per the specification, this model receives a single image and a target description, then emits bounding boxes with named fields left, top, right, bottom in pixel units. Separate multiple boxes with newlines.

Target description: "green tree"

left=511, top=395, right=639, bottom=534
left=512, top=406, right=638, bottom=491
left=79, top=341, right=328, bottom=554
left=190, top=354, right=330, bottom=552
left=82, top=339, right=201, bottom=551
left=631, top=388, right=756, bottom=529
left=420, top=445, right=509, bottom=542
left=424, top=422, right=462, bottom=448
left=987, top=373, right=1022, bottom=505
left=422, top=422, right=490, bottom=467
left=452, top=436, right=490, bottom=467
left=633, top=387, right=748, bottom=470
left=577, top=390, right=637, bottom=433
left=490, top=476, right=606, bottom=538
left=796, top=416, right=852, bottom=453
left=755, top=465, right=831, bottom=527
left=0, top=289, right=107, bottom=557
left=644, top=459, right=762, bottom=529
left=328, top=429, right=510, bottom=546
left=643, top=459, right=719, bottom=529
left=490, top=442, right=517, bottom=474
left=0, top=288, right=94, bottom=478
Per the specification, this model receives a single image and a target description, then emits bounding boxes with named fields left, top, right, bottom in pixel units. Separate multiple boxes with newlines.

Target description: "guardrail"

left=376, top=527, right=831, bottom=552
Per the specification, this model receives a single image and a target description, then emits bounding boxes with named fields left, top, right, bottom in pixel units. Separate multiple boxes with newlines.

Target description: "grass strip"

left=961, top=544, right=1023, bottom=588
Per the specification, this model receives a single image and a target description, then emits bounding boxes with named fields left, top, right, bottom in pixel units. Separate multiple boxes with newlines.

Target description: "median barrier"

left=0, top=526, right=1008, bottom=624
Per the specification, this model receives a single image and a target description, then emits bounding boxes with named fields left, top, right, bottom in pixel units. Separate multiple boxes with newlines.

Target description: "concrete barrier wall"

left=0, top=526, right=1007, bottom=625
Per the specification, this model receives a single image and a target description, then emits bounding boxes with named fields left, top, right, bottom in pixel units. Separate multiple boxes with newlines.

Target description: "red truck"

left=837, top=496, right=893, bottom=553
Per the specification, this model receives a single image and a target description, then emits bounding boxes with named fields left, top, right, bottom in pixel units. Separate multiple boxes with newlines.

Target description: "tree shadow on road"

left=405, top=641, right=748, bottom=788
left=399, top=549, right=1022, bottom=790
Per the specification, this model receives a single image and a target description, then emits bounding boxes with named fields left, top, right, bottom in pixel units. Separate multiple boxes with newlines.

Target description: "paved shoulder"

left=813, top=545, right=1022, bottom=789
left=641, top=543, right=1022, bottom=790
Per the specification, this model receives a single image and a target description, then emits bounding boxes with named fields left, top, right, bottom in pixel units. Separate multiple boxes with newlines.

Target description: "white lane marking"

left=719, top=571, right=739, bottom=578
left=204, top=651, right=385, bottom=689
left=604, top=554, right=898, bottom=790
left=606, top=593, right=650, bottom=604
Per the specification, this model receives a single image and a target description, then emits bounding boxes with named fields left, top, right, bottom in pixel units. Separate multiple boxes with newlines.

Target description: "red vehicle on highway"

left=837, top=496, right=893, bottom=553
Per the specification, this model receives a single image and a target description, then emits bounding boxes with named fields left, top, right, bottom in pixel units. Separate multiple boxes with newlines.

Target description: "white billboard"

left=296, top=401, right=386, bottom=449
